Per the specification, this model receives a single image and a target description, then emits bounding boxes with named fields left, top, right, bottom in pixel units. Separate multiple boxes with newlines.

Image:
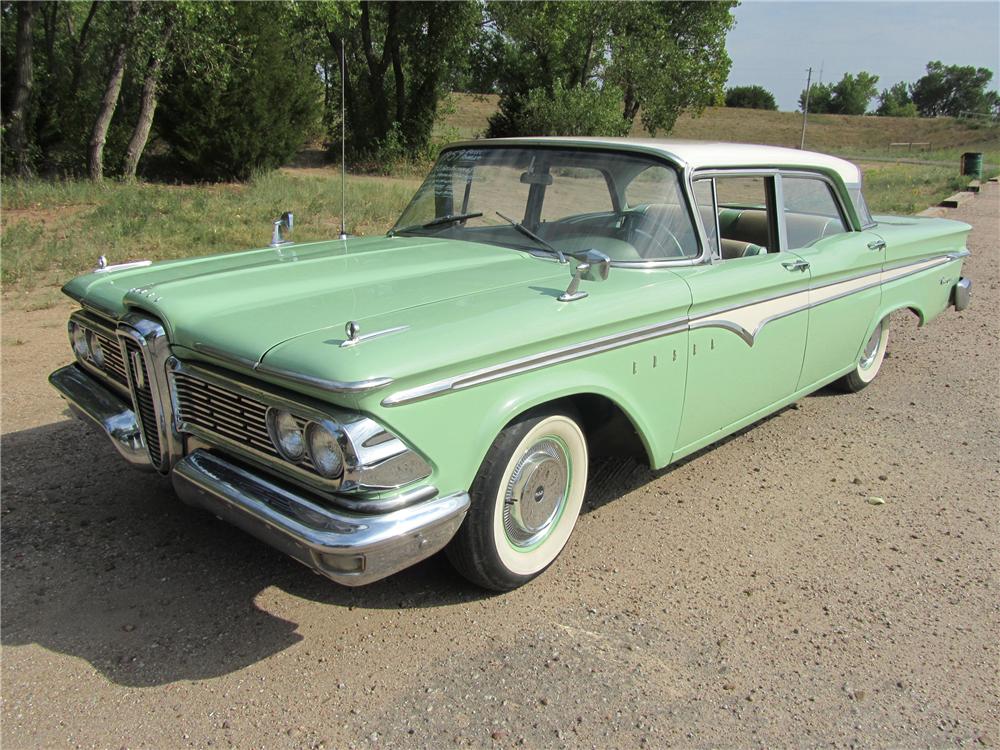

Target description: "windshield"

left=391, top=146, right=700, bottom=262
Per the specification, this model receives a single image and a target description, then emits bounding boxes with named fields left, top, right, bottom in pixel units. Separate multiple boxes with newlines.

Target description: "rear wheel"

left=446, top=411, right=588, bottom=591
left=837, top=317, right=890, bottom=393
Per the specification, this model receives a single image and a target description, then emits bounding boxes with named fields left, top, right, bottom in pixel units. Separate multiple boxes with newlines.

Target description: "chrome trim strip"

left=253, top=362, right=394, bottom=394
left=94, top=260, right=152, bottom=274
left=340, top=325, right=410, bottom=348
left=947, top=249, right=971, bottom=260
left=383, top=316, right=688, bottom=406
left=189, top=342, right=394, bottom=394
left=172, top=450, right=469, bottom=586
left=382, top=252, right=958, bottom=407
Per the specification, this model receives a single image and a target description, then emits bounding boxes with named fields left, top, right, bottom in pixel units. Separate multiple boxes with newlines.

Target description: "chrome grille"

left=123, top=339, right=162, bottom=469
left=173, top=372, right=278, bottom=456
left=91, top=329, right=129, bottom=388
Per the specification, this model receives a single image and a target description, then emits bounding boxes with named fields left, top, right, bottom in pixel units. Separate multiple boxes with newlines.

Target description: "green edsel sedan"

left=51, top=138, right=972, bottom=591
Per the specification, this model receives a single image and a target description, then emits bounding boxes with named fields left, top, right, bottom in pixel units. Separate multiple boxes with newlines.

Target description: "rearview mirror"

left=520, top=171, right=553, bottom=186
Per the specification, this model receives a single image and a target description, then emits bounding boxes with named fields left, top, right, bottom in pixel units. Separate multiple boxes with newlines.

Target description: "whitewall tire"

left=838, top=317, right=890, bottom=392
left=446, top=411, right=588, bottom=591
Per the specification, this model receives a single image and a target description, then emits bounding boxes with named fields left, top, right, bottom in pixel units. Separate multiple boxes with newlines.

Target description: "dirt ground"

left=1, top=185, right=997, bottom=749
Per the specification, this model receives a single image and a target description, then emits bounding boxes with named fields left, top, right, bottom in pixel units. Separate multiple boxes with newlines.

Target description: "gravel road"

left=2, top=184, right=997, bottom=749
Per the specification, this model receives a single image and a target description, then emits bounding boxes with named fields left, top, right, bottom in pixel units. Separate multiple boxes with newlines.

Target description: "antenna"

left=338, top=37, right=348, bottom=241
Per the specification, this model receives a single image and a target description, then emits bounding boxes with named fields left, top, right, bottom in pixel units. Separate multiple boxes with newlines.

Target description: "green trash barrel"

left=961, top=152, right=983, bottom=179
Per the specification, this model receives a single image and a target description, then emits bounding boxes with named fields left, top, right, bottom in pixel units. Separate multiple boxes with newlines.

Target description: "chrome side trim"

left=382, top=252, right=958, bottom=407
left=382, top=316, right=689, bottom=406
left=172, top=450, right=469, bottom=586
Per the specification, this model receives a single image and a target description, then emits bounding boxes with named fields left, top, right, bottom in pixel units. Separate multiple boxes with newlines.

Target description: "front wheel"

left=836, top=317, right=890, bottom=393
left=446, top=411, right=589, bottom=591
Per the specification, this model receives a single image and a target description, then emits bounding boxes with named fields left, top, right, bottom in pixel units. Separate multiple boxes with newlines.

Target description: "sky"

left=726, top=1, right=1000, bottom=111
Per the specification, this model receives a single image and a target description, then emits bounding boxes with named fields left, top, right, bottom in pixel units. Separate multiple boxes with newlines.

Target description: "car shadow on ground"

left=1, top=401, right=798, bottom=688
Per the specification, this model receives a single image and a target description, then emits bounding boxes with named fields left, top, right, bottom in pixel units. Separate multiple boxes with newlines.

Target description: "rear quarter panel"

left=874, top=215, right=971, bottom=328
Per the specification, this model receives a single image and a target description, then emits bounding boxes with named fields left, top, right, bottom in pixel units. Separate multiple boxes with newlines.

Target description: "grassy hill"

left=437, top=93, right=1000, bottom=164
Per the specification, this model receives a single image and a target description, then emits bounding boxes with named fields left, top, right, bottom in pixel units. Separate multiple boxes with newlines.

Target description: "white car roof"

left=465, top=136, right=862, bottom=186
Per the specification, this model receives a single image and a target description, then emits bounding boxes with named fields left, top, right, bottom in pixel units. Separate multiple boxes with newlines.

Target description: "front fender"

left=360, top=332, right=689, bottom=496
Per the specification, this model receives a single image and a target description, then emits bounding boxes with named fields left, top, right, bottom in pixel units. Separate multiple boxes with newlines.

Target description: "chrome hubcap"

left=503, top=438, right=569, bottom=548
left=859, top=323, right=883, bottom=369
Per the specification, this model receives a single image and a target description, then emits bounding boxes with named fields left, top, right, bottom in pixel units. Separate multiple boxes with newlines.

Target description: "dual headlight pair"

left=266, top=408, right=345, bottom=479
left=69, top=321, right=106, bottom=368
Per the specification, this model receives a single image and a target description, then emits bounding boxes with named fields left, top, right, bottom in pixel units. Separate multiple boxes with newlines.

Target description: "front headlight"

left=87, top=330, right=106, bottom=368
left=266, top=408, right=306, bottom=462
left=306, top=422, right=344, bottom=479
left=71, top=322, right=90, bottom=359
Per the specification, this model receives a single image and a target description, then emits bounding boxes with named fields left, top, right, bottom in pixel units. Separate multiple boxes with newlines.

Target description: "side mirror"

left=558, top=249, right=611, bottom=302
left=270, top=211, right=294, bottom=247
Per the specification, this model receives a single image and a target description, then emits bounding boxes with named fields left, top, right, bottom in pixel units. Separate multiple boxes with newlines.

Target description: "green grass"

left=1, top=169, right=419, bottom=289
left=4, top=96, right=996, bottom=293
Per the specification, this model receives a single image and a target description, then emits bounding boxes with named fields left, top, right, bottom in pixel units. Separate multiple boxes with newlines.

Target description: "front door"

left=673, top=252, right=811, bottom=456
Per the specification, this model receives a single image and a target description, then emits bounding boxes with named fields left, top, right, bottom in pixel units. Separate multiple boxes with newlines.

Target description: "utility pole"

left=799, top=66, right=813, bottom=150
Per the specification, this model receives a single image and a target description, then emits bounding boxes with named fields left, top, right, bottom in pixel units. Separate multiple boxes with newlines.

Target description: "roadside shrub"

left=724, top=85, right=778, bottom=110
left=488, top=81, right=630, bottom=138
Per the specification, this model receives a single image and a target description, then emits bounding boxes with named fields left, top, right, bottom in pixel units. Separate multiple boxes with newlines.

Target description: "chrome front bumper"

left=50, top=364, right=470, bottom=586
left=172, top=451, right=469, bottom=586
left=49, top=364, right=151, bottom=468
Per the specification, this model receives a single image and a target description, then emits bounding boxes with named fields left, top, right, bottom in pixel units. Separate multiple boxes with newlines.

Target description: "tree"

left=799, top=72, right=878, bottom=115
left=911, top=61, right=999, bottom=117
left=5, top=0, right=38, bottom=176
left=725, top=85, right=777, bottom=110
left=830, top=71, right=878, bottom=115
left=122, top=4, right=178, bottom=181
left=485, top=1, right=735, bottom=138
left=321, top=1, right=481, bottom=160
left=88, top=1, right=140, bottom=180
left=876, top=81, right=917, bottom=117
left=800, top=81, right=832, bottom=113
left=156, top=2, right=321, bottom=180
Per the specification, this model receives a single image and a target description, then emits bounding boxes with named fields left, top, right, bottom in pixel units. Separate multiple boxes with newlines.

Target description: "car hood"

left=64, top=235, right=568, bottom=367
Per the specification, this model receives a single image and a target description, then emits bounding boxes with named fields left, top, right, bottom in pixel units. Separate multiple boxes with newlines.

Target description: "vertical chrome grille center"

left=116, top=313, right=177, bottom=473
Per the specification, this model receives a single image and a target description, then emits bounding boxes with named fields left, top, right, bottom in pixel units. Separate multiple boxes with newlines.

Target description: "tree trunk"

left=122, top=16, right=175, bottom=181
left=88, top=1, right=138, bottom=181
left=388, top=4, right=405, bottom=126
left=623, top=83, right=641, bottom=124
left=8, top=1, right=38, bottom=177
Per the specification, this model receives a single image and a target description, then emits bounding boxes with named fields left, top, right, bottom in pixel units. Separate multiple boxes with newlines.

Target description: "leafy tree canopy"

left=911, top=61, right=999, bottom=117
left=876, top=81, right=917, bottom=117
left=799, top=71, right=878, bottom=115
left=724, top=85, right=778, bottom=111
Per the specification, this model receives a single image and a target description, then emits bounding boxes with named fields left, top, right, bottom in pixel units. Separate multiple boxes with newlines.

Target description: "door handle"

left=867, top=239, right=886, bottom=251
left=781, top=259, right=810, bottom=272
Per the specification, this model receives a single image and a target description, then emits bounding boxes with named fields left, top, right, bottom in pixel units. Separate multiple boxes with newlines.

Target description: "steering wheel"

left=623, top=213, right=686, bottom=259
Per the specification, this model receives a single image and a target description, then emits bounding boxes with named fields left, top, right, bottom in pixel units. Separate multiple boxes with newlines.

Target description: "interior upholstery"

left=720, top=239, right=766, bottom=260
left=784, top=213, right=844, bottom=249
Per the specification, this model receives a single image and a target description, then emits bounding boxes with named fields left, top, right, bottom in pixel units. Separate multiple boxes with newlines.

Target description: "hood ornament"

left=345, top=320, right=361, bottom=344
left=96, top=255, right=108, bottom=270
left=340, top=321, right=409, bottom=348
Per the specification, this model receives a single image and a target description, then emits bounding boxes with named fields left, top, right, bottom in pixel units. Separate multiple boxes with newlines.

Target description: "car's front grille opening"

left=123, top=339, right=162, bottom=469
left=173, top=372, right=277, bottom=456
left=92, top=329, right=129, bottom=388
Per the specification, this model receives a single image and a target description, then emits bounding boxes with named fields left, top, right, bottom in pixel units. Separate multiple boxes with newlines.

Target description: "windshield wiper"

left=495, top=211, right=567, bottom=264
left=388, top=212, right=483, bottom=237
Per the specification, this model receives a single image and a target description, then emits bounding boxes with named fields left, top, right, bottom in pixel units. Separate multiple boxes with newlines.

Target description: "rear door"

left=779, top=174, right=885, bottom=389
